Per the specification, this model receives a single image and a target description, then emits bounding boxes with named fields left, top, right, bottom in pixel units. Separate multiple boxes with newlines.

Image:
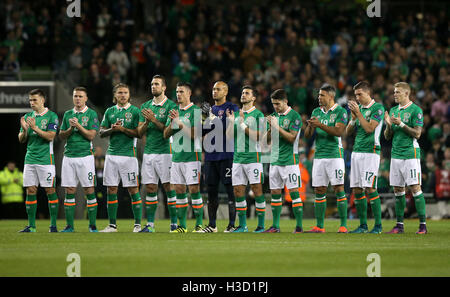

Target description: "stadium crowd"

left=1, top=0, right=449, bottom=218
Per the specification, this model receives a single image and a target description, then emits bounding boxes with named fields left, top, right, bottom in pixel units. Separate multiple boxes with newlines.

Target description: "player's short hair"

left=112, top=83, right=130, bottom=103
left=394, top=82, right=411, bottom=94
left=320, top=83, right=336, bottom=97
left=353, top=81, right=371, bottom=93
left=73, top=86, right=88, bottom=95
left=152, top=75, right=166, bottom=87
left=176, top=81, right=192, bottom=92
left=29, top=89, right=46, bottom=101
left=270, top=89, right=287, bottom=101
left=242, top=85, right=258, bottom=98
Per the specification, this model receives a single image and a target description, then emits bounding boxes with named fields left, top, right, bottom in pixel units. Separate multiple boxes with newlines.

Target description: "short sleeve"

left=336, top=108, right=348, bottom=125
left=371, top=105, right=385, bottom=123
left=89, top=111, right=100, bottom=131
left=47, top=113, right=59, bottom=131
left=101, top=109, right=110, bottom=128
left=290, top=113, right=302, bottom=132
left=413, top=107, right=424, bottom=127
left=60, top=113, right=68, bottom=131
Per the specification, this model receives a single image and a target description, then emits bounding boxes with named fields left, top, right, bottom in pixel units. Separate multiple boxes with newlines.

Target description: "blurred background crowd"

left=0, top=0, right=448, bottom=219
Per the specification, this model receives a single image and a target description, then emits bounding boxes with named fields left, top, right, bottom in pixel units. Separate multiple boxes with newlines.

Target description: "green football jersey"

left=61, top=106, right=99, bottom=158
left=352, top=100, right=385, bottom=155
left=101, top=103, right=140, bottom=157
left=389, top=101, right=423, bottom=159
left=233, top=106, right=265, bottom=164
left=139, top=96, right=178, bottom=155
left=311, top=103, right=348, bottom=159
left=270, top=107, right=302, bottom=166
left=20, top=108, right=59, bottom=165
left=165, top=103, right=202, bottom=163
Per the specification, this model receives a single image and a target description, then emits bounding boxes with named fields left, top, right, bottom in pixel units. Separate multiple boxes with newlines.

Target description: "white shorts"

left=23, top=164, right=56, bottom=188
left=390, top=158, right=422, bottom=187
left=103, top=155, right=139, bottom=187
left=312, top=158, right=345, bottom=187
left=232, top=163, right=263, bottom=186
left=350, top=152, right=380, bottom=189
left=170, top=161, right=201, bottom=185
left=141, top=153, right=172, bottom=185
left=61, top=155, right=96, bottom=188
left=269, top=164, right=301, bottom=190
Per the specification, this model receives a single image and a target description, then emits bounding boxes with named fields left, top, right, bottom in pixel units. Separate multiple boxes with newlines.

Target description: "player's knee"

left=393, top=186, right=405, bottom=194
left=365, top=187, right=376, bottom=194
left=352, top=187, right=363, bottom=195
left=271, top=189, right=282, bottom=195
left=333, top=185, right=344, bottom=193
left=250, top=184, right=263, bottom=196
left=44, top=187, right=56, bottom=195
left=188, top=184, right=200, bottom=194
left=314, top=187, right=327, bottom=195
left=146, top=184, right=158, bottom=193
left=127, top=186, right=139, bottom=195
left=409, top=184, right=422, bottom=194
left=65, top=187, right=76, bottom=195
left=26, top=186, right=38, bottom=195
left=83, top=187, right=95, bottom=195
left=107, top=187, right=118, bottom=194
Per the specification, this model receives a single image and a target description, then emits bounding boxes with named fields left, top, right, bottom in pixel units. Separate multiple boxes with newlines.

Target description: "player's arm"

left=267, top=115, right=298, bottom=144
left=26, top=117, right=56, bottom=142
left=99, top=126, right=114, bottom=138
left=74, top=122, right=97, bottom=141
left=138, top=108, right=165, bottom=138
left=304, top=118, right=315, bottom=139
left=349, top=102, right=380, bottom=134
left=345, top=102, right=357, bottom=136
left=391, top=114, right=422, bottom=139
left=18, top=116, right=29, bottom=143
left=383, top=111, right=393, bottom=140
left=113, top=123, right=139, bottom=138
left=308, top=116, right=345, bottom=137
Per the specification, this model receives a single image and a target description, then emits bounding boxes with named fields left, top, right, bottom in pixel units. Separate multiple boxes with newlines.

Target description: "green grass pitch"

left=1, top=219, right=449, bottom=277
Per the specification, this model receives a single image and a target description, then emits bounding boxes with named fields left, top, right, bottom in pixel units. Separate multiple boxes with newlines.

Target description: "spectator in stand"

left=106, top=41, right=130, bottom=82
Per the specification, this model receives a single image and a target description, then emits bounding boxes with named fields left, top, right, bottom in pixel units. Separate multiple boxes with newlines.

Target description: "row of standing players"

left=17, top=77, right=427, bottom=234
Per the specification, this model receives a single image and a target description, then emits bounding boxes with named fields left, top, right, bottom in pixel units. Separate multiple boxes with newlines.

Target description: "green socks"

left=255, top=195, right=265, bottom=228
left=368, top=191, right=382, bottom=226
left=336, top=191, right=348, bottom=227
left=413, top=191, right=426, bottom=223
left=191, top=192, right=204, bottom=226
left=47, top=192, right=59, bottom=227
left=354, top=192, right=368, bottom=226
left=290, top=191, right=303, bottom=228
left=64, top=193, right=76, bottom=228
left=25, top=194, right=37, bottom=228
left=394, top=192, right=406, bottom=223
left=86, top=193, right=98, bottom=227
left=167, top=190, right=177, bottom=225
left=107, top=193, right=118, bottom=225
left=314, top=194, right=326, bottom=228
left=145, top=192, right=158, bottom=225
left=235, top=196, right=247, bottom=227
left=271, top=194, right=282, bottom=229
left=131, top=192, right=142, bottom=225
left=176, top=193, right=188, bottom=229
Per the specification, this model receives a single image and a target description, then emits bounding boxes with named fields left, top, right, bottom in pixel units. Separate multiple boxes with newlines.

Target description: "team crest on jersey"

left=365, top=110, right=371, bottom=118
left=81, top=116, right=89, bottom=126
left=40, top=119, right=48, bottom=129
left=125, top=112, right=132, bottom=122
left=184, top=113, right=191, bottom=120
left=159, top=108, right=166, bottom=116
left=329, top=114, right=337, bottom=123
left=402, top=112, right=411, bottom=122
left=282, top=119, right=290, bottom=129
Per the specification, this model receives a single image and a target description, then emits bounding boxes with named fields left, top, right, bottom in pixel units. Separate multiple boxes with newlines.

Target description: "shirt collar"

left=180, top=102, right=194, bottom=111
left=278, top=106, right=291, bottom=116
left=399, top=101, right=412, bottom=110
left=73, top=106, right=88, bottom=114
left=116, top=103, right=131, bottom=110
left=152, top=96, right=168, bottom=106
left=362, top=99, right=375, bottom=109
left=34, top=107, right=48, bottom=117
left=243, top=106, right=256, bottom=113
left=321, top=103, right=338, bottom=114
